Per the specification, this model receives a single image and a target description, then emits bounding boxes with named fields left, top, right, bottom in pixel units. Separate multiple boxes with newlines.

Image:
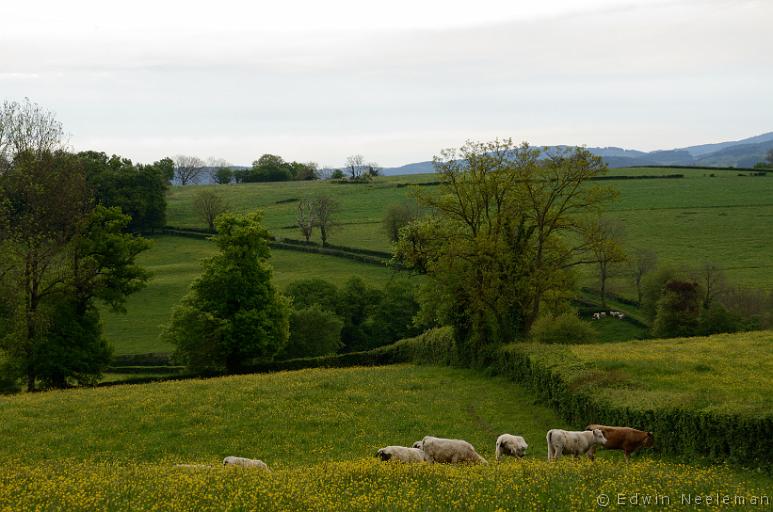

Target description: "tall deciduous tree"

left=312, top=195, right=340, bottom=246
left=0, top=151, right=149, bottom=390
left=0, top=98, right=64, bottom=164
left=396, top=139, right=615, bottom=361
left=585, top=216, right=626, bottom=308
left=631, top=248, right=658, bottom=304
left=163, top=211, right=290, bottom=372
left=297, top=198, right=315, bottom=242
left=192, top=190, right=228, bottom=233
left=174, top=155, right=205, bottom=185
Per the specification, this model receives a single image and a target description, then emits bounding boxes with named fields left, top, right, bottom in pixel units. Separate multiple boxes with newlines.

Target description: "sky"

left=1, top=0, right=772, bottom=167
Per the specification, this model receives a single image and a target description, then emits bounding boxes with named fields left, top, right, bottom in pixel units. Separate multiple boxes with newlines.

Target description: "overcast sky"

left=1, top=0, right=771, bottom=167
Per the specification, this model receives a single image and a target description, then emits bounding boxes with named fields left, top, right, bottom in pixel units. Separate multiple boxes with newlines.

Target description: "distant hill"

left=381, top=132, right=773, bottom=175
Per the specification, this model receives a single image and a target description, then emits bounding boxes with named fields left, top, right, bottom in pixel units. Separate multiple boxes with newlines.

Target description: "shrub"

left=652, top=280, right=700, bottom=338
left=282, top=305, right=343, bottom=359
left=285, top=279, right=339, bottom=312
left=530, top=312, right=597, bottom=344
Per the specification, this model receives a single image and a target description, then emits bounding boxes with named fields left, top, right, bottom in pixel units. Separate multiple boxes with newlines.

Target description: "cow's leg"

left=587, top=446, right=596, bottom=461
left=624, top=450, right=631, bottom=462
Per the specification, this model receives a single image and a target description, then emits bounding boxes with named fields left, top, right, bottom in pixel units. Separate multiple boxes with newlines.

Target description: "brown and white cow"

left=585, top=424, right=654, bottom=462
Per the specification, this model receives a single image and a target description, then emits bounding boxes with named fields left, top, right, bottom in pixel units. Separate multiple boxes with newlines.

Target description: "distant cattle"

left=546, top=429, right=606, bottom=462
left=412, top=436, right=488, bottom=464
left=585, top=424, right=654, bottom=462
left=376, top=446, right=432, bottom=463
left=495, top=434, right=528, bottom=461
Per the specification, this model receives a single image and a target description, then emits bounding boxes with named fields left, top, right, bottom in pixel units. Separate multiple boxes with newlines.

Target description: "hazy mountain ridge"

left=382, top=132, right=773, bottom=175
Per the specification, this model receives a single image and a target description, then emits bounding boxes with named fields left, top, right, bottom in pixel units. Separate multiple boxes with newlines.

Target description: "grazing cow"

left=495, top=434, right=528, bottom=461
left=412, top=436, right=488, bottom=464
left=376, top=446, right=432, bottom=463
left=223, top=456, right=270, bottom=470
left=585, top=424, right=654, bottom=462
left=546, top=429, right=606, bottom=462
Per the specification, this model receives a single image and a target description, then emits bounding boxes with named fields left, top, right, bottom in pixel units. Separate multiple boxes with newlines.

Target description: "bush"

left=388, top=326, right=457, bottom=366
left=652, top=280, right=700, bottom=338
left=282, top=305, right=343, bottom=359
left=285, top=279, right=339, bottom=312
left=530, top=312, right=597, bottom=344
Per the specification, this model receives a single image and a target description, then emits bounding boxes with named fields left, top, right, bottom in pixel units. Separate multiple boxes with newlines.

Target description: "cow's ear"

left=647, top=432, right=654, bottom=438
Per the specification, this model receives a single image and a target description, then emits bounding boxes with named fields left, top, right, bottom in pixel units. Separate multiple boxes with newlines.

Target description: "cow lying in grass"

left=223, top=456, right=270, bottom=470
left=586, top=424, right=654, bottom=462
left=413, top=436, right=488, bottom=464
left=546, top=428, right=606, bottom=462
left=376, top=446, right=432, bottom=463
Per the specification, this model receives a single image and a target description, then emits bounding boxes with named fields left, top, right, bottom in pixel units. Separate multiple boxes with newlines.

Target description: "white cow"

left=376, top=446, right=432, bottom=463
left=546, top=429, right=606, bottom=462
left=495, top=434, right=528, bottom=461
left=412, top=436, right=488, bottom=464
left=223, top=456, right=270, bottom=470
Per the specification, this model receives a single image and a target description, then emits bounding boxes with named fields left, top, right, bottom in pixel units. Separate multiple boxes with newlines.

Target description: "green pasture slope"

left=101, top=236, right=403, bottom=355
left=507, top=331, right=773, bottom=416
left=0, top=365, right=769, bottom=511
left=166, top=168, right=773, bottom=291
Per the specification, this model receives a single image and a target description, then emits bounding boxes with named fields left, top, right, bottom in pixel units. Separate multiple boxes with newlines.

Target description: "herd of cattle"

left=199, top=424, right=654, bottom=471
left=378, top=425, right=654, bottom=465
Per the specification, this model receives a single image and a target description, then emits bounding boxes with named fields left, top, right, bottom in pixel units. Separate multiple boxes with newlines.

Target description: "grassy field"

left=508, top=331, right=773, bottom=416
left=165, top=169, right=773, bottom=292
left=0, top=365, right=768, bottom=511
left=101, top=236, right=403, bottom=355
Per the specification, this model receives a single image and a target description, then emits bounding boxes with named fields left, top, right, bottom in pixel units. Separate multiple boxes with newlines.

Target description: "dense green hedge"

left=487, top=344, right=772, bottom=468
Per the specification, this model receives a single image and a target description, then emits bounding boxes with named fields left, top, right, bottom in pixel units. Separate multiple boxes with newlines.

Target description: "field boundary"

left=159, top=228, right=391, bottom=267
left=487, top=344, right=773, bottom=469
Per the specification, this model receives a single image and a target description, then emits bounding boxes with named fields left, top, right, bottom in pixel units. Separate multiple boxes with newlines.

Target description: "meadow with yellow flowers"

left=0, top=365, right=770, bottom=510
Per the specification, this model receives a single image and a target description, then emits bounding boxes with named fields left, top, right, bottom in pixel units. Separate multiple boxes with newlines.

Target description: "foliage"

left=630, top=248, right=657, bottom=304
left=382, top=201, right=418, bottom=243
left=213, top=166, right=233, bottom=184
left=530, top=312, right=598, bottom=344
left=639, top=267, right=677, bottom=321
left=285, top=278, right=339, bottom=312
left=584, top=216, right=626, bottom=308
left=396, top=140, right=615, bottom=364
left=163, top=211, right=290, bottom=372
left=336, top=276, right=383, bottom=352
left=651, top=279, right=701, bottom=338
left=0, top=151, right=149, bottom=390
left=0, top=97, right=64, bottom=163
left=312, top=195, right=340, bottom=246
left=282, top=305, right=343, bottom=359
left=79, top=151, right=171, bottom=233
left=368, top=279, right=422, bottom=346
left=191, top=189, right=228, bottom=233
left=234, top=154, right=318, bottom=183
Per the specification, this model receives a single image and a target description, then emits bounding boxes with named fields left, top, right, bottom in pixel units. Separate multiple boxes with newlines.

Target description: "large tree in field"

left=163, top=211, right=290, bottom=372
left=192, top=189, right=228, bottom=233
left=0, top=150, right=150, bottom=390
left=0, top=98, right=64, bottom=164
left=396, top=139, right=615, bottom=362
left=585, top=216, right=626, bottom=308
left=174, top=155, right=205, bottom=185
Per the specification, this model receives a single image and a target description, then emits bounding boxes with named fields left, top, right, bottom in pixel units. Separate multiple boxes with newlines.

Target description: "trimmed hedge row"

left=487, top=344, right=773, bottom=468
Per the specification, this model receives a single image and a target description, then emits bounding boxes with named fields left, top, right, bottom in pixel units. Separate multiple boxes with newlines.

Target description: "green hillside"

left=102, top=236, right=402, bottom=355
left=165, top=169, right=773, bottom=291
left=504, top=331, right=773, bottom=416
left=0, top=365, right=768, bottom=511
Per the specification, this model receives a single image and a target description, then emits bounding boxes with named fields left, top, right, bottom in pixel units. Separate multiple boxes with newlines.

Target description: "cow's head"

left=592, top=429, right=607, bottom=445
left=412, top=440, right=423, bottom=450
left=643, top=432, right=654, bottom=448
left=376, top=449, right=391, bottom=461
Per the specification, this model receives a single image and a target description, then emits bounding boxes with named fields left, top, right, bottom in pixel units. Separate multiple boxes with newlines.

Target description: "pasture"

left=508, top=330, right=773, bottom=416
left=101, top=236, right=401, bottom=355
left=165, top=169, right=773, bottom=294
left=0, top=365, right=769, bottom=511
